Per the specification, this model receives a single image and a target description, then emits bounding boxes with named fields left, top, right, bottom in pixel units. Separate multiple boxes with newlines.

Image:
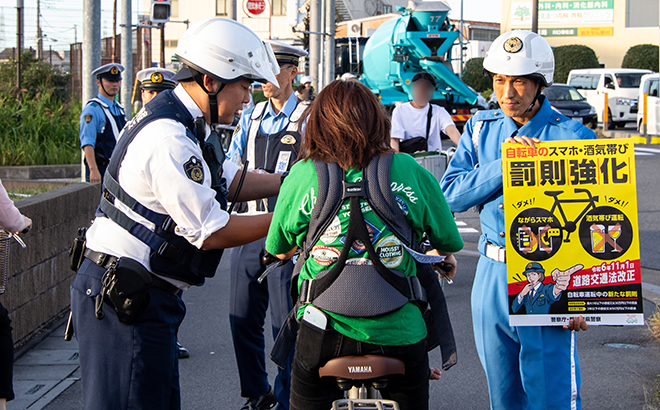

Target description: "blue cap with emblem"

left=266, top=40, right=308, bottom=67
left=523, top=262, right=545, bottom=275
left=91, top=63, right=124, bottom=81
left=137, top=68, right=177, bottom=91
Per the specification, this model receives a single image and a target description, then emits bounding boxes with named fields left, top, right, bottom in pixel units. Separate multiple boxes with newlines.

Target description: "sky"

left=0, top=0, right=502, bottom=52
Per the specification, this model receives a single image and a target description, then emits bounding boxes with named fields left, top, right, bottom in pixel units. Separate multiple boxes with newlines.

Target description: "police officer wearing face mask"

left=79, top=63, right=127, bottom=183
left=227, top=41, right=308, bottom=410
left=440, top=30, right=594, bottom=410
left=70, top=18, right=284, bottom=410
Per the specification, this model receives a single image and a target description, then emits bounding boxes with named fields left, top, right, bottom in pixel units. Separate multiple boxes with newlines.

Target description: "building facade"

left=500, top=0, right=660, bottom=69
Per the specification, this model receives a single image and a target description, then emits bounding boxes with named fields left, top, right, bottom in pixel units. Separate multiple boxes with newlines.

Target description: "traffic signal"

left=151, top=0, right=171, bottom=24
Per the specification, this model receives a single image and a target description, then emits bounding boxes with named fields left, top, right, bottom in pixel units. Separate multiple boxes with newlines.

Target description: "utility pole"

left=82, top=0, right=101, bottom=105
left=112, top=0, right=117, bottom=62
left=36, top=0, right=42, bottom=59
left=459, top=0, right=464, bottom=78
left=309, top=0, right=321, bottom=92
left=160, top=23, right=165, bottom=68
left=227, top=0, right=236, bottom=20
left=16, top=0, right=23, bottom=96
left=323, top=0, right=335, bottom=86
left=121, top=0, right=132, bottom=119
left=73, top=24, right=77, bottom=43
left=531, top=0, right=538, bottom=33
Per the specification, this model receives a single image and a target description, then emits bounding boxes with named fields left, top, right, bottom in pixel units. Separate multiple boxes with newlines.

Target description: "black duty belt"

left=84, top=249, right=180, bottom=296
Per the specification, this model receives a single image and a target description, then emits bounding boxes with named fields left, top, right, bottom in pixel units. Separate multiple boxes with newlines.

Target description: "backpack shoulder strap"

left=364, top=153, right=416, bottom=248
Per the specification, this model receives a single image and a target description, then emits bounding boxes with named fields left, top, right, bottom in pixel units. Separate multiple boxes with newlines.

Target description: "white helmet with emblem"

left=483, top=30, right=554, bottom=87
left=174, top=17, right=280, bottom=87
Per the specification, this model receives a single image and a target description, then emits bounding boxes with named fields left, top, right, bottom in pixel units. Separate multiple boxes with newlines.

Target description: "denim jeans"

left=289, top=319, right=429, bottom=410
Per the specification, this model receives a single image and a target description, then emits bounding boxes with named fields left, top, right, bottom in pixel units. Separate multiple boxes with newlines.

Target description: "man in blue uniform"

left=70, top=18, right=283, bottom=410
left=79, top=63, right=127, bottom=183
left=440, top=30, right=592, bottom=410
left=227, top=41, right=307, bottom=410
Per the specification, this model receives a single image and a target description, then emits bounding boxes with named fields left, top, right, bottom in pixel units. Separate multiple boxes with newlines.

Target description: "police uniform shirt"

left=85, top=85, right=240, bottom=289
left=79, top=93, right=125, bottom=149
left=227, top=91, right=301, bottom=165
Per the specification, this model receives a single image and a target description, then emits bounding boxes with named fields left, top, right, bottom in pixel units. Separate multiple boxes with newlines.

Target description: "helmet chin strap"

left=525, top=83, right=543, bottom=113
left=99, top=77, right=117, bottom=99
left=189, top=68, right=227, bottom=125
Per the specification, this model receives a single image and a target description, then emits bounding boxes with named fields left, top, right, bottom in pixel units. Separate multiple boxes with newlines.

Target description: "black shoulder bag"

left=399, top=104, right=433, bottom=154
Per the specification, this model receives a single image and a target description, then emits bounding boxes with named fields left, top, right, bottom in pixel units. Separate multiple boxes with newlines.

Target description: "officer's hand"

left=520, top=283, right=533, bottom=297
left=564, top=315, right=589, bottom=332
left=90, top=169, right=102, bottom=183
left=505, top=135, right=541, bottom=148
left=428, top=251, right=457, bottom=280
left=553, top=264, right=583, bottom=291
left=429, top=367, right=442, bottom=380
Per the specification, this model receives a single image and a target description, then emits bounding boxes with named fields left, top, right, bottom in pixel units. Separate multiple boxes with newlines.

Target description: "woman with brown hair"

left=265, top=79, right=463, bottom=410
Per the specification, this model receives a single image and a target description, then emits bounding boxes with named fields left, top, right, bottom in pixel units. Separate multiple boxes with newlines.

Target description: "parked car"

left=637, top=73, right=659, bottom=135
left=542, top=84, right=597, bottom=128
left=567, top=68, right=652, bottom=128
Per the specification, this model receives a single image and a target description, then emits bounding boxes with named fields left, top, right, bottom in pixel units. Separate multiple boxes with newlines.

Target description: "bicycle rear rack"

left=332, top=398, right=399, bottom=410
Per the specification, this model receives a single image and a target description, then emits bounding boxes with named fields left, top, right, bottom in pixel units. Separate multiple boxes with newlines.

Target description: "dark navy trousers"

left=229, top=238, right=294, bottom=408
left=71, top=258, right=185, bottom=410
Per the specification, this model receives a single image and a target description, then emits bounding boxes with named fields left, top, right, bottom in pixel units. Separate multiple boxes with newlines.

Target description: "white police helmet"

left=483, top=30, right=554, bottom=87
left=175, top=17, right=279, bottom=87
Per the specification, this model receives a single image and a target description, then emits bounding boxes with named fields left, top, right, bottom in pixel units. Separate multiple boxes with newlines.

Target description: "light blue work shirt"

left=440, top=95, right=597, bottom=251
left=227, top=91, right=300, bottom=162
left=79, top=93, right=125, bottom=149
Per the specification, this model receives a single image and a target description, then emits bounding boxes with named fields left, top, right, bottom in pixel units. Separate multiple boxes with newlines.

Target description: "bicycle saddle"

left=544, top=190, right=564, bottom=196
left=319, top=355, right=405, bottom=380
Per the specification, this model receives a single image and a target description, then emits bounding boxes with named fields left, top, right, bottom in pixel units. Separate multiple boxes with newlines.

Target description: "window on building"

left=216, top=0, right=227, bottom=16
left=171, top=0, right=179, bottom=18
left=164, top=40, right=179, bottom=48
left=627, top=0, right=659, bottom=27
left=383, top=4, right=392, bottom=14
left=272, top=0, right=287, bottom=16
left=469, top=27, right=499, bottom=42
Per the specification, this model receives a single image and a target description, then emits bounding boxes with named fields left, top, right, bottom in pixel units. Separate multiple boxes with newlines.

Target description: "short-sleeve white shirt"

left=390, top=102, right=456, bottom=152
left=85, top=85, right=240, bottom=289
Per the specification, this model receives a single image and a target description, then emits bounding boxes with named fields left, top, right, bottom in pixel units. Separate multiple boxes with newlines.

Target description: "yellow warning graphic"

left=502, top=139, right=643, bottom=327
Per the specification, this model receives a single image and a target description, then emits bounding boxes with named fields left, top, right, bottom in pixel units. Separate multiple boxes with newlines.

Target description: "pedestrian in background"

left=390, top=71, right=462, bottom=152
left=0, top=179, right=32, bottom=410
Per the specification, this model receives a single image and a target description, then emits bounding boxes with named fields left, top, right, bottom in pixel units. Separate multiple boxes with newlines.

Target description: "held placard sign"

left=502, top=139, right=643, bottom=327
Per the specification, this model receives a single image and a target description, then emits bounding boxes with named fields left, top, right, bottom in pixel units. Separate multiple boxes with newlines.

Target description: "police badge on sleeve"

left=184, top=156, right=205, bottom=184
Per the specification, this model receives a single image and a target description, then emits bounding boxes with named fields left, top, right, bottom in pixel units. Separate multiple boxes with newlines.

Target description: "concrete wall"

left=0, top=183, right=101, bottom=347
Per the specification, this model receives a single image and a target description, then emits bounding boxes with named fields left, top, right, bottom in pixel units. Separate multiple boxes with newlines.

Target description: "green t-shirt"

left=265, top=153, right=463, bottom=346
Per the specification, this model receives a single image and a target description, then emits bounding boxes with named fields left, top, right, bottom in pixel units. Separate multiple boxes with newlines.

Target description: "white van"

left=637, top=73, right=660, bottom=135
left=567, top=68, right=652, bottom=128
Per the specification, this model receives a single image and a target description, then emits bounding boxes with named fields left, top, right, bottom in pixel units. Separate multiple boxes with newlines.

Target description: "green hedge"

left=0, top=52, right=80, bottom=166
left=462, top=57, right=491, bottom=92
left=553, top=44, right=600, bottom=84
left=622, top=44, right=659, bottom=72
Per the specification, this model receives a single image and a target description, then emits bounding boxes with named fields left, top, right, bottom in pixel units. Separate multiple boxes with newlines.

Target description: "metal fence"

left=70, top=28, right=147, bottom=101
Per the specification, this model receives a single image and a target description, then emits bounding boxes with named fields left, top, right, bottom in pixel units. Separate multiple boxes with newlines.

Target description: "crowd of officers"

left=53, top=17, right=596, bottom=410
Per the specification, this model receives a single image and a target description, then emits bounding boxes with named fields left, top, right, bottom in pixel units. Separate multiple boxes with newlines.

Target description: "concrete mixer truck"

left=335, top=0, right=480, bottom=130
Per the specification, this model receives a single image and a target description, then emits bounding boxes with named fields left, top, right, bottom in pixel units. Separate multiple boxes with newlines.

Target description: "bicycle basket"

left=0, top=230, right=11, bottom=295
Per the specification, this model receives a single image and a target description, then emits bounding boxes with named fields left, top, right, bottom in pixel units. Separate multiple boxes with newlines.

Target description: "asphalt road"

left=38, top=138, right=660, bottom=410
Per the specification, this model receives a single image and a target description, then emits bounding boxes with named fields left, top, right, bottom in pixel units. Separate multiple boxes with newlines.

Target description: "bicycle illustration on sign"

left=510, top=188, right=632, bottom=262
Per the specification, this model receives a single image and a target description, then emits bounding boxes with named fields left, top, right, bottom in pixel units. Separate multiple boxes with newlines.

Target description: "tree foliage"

left=553, top=45, right=600, bottom=84
left=461, top=57, right=491, bottom=92
left=622, top=44, right=659, bottom=72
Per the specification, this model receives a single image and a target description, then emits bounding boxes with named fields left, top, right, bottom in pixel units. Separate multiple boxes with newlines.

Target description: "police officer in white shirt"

left=70, top=18, right=283, bottom=410
left=390, top=72, right=462, bottom=151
